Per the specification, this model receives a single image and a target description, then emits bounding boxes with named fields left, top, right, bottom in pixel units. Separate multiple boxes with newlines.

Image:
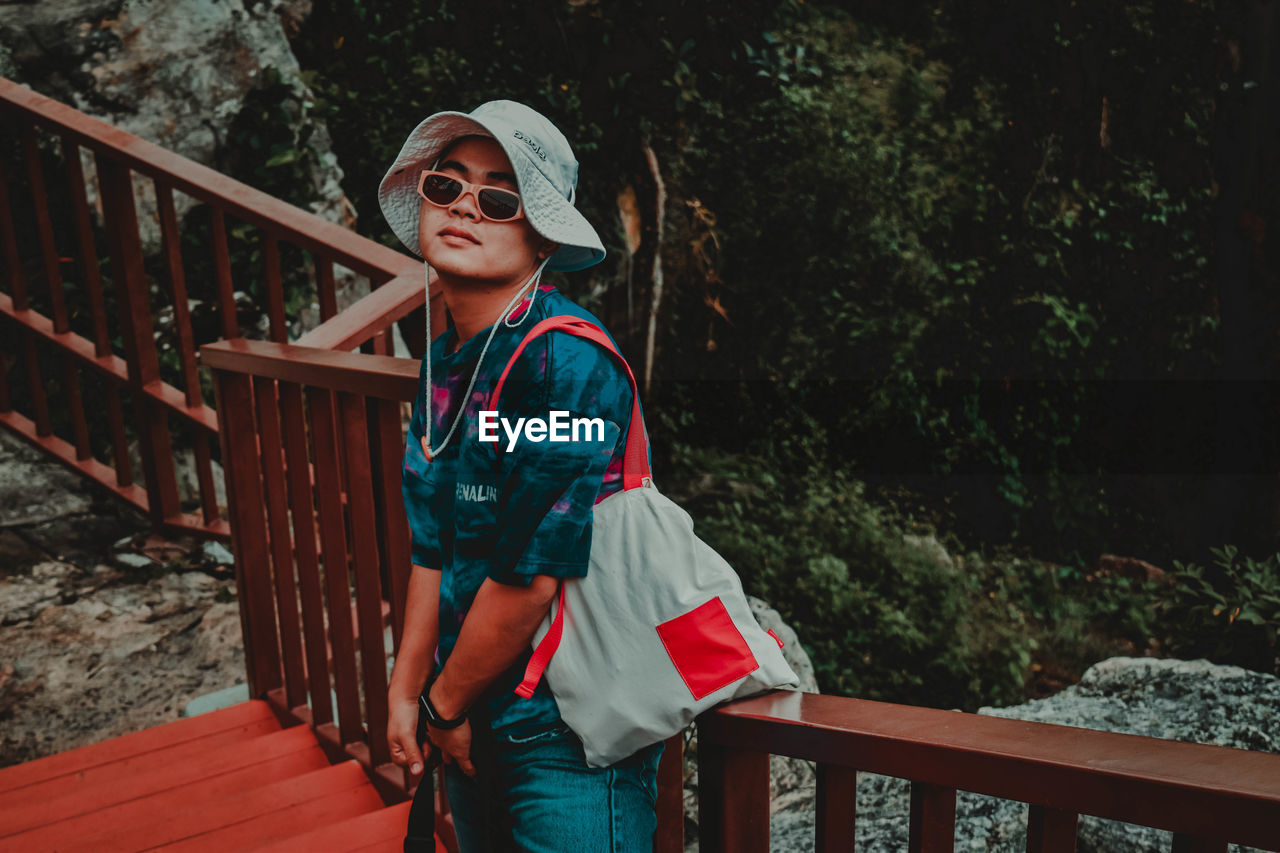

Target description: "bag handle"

left=488, top=315, right=651, bottom=490
left=501, top=316, right=648, bottom=699
left=514, top=582, right=565, bottom=699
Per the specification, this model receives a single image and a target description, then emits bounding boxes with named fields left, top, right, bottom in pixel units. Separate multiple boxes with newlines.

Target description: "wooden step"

left=0, top=698, right=280, bottom=794
left=251, top=800, right=422, bottom=852
left=0, top=725, right=317, bottom=836
left=56, top=760, right=383, bottom=853
left=3, top=743, right=331, bottom=850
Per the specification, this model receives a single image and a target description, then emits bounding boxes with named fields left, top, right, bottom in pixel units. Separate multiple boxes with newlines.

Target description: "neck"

left=438, top=267, right=542, bottom=346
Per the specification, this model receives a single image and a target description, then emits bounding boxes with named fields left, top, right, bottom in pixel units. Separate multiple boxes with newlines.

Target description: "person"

left=378, top=100, right=664, bottom=852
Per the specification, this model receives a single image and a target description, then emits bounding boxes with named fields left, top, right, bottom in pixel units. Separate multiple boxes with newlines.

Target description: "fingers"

left=388, top=732, right=426, bottom=775
left=457, top=754, right=476, bottom=777
left=405, top=737, right=425, bottom=776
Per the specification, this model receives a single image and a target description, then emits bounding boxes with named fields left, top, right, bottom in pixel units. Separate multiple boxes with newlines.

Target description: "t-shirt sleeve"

left=402, top=356, right=442, bottom=570
left=486, top=332, right=633, bottom=586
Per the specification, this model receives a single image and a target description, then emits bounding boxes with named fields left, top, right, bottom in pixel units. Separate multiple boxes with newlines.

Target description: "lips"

left=439, top=227, right=479, bottom=245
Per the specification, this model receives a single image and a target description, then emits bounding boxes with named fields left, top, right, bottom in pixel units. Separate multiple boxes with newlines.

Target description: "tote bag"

left=490, top=316, right=799, bottom=768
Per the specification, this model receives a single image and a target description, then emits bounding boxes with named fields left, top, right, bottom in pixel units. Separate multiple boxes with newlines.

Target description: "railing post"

left=212, top=367, right=282, bottom=698
left=909, top=781, right=956, bottom=853
left=1027, top=804, right=1077, bottom=853
left=97, top=153, right=179, bottom=525
left=698, top=740, right=769, bottom=853
left=655, top=732, right=685, bottom=853
left=816, top=763, right=857, bottom=851
left=371, top=396, right=411, bottom=654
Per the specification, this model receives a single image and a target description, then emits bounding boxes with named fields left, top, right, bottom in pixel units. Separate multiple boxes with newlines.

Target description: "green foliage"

left=665, top=446, right=1038, bottom=710
left=653, top=6, right=1222, bottom=565
left=1157, top=547, right=1280, bottom=675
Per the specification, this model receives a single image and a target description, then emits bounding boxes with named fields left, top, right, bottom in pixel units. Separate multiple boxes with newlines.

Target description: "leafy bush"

left=664, top=445, right=1038, bottom=710
left=1157, top=547, right=1280, bottom=675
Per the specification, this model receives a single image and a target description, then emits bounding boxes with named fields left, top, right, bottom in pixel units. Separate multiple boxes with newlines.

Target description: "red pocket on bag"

left=655, top=597, right=760, bottom=700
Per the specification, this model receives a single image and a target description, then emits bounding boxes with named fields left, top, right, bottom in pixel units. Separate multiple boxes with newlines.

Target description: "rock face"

left=766, top=658, right=1280, bottom=853
left=0, top=0, right=348, bottom=231
left=0, top=435, right=92, bottom=529
left=0, top=430, right=244, bottom=768
left=0, top=0, right=364, bottom=331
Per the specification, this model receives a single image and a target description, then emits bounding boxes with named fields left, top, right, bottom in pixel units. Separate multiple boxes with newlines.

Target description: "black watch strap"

left=419, top=691, right=467, bottom=730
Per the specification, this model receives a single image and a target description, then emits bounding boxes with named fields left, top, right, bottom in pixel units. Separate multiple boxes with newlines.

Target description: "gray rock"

left=748, top=596, right=819, bottom=695
left=0, top=432, right=92, bottom=528
left=114, top=552, right=158, bottom=571
left=0, top=0, right=359, bottom=317
left=902, top=532, right=956, bottom=571
left=1, top=568, right=244, bottom=768
left=0, top=563, right=66, bottom=625
left=200, top=540, right=234, bottom=569
left=173, top=449, right=227, bottom=511
left=760, top=658, right=1280, bottom=852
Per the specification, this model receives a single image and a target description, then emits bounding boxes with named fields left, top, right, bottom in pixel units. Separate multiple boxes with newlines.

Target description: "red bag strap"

left=488, top=315, right=651, bottom=490
left=515, top=581, right=565, bottom=699
left=505, top=316, right=649, bottom=699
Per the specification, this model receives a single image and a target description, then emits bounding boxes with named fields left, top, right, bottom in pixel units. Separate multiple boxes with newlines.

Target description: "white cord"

left=421, top=257, right=551, bottom=460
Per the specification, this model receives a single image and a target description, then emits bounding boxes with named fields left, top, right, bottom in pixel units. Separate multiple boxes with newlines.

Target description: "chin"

left=424, top=255, right=501, bottom=285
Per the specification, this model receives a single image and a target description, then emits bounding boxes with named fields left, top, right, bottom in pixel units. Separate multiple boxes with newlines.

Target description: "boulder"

left=0, top=0, right=363, bottom=330
left=0, top=431, right=92, bottom=528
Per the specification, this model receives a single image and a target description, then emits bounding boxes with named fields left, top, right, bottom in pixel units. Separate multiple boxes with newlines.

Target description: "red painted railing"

left=0, top=76, right=424, bottom=537
left=698, top=690, right=1280, bottom=851
left=203, top=335, right=1280, bottom=853
left=200, top=331, right=684, bottom=851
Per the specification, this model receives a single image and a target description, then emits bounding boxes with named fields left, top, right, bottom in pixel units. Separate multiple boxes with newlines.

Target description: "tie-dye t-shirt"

left=402, top=284, right=642, bottom=733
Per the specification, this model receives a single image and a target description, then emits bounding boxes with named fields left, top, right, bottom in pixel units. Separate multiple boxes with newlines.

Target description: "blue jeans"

left=445, top=721, right=664, bottom=852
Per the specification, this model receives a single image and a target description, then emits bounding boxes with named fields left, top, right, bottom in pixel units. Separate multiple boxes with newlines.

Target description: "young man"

left=379, top=101, right=662, bottom=851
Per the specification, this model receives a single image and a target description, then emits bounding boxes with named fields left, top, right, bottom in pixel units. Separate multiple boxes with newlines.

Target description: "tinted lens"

left=422, top=174, right=462, bottom=205
left=478, top=188, right=521, bottom=221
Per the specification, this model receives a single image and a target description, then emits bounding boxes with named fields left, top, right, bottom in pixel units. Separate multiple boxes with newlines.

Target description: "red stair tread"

left=162, top=775, right=387, bottom=853
left=253, top=801, right=413, bottom=852
left=59, top=760, right=378, bottom=853
left=0, top=725, right=318, bottom=836
left=3, top=745, right=331, bottom=850
left=0, top=699, right=279, bottom=794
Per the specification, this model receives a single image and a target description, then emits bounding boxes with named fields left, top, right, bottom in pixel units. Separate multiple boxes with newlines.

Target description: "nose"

left=448, top=187, right=482, bottom=221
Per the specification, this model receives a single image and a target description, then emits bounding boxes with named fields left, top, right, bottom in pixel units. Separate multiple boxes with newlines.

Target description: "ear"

left=538, top=241, right=560, bottom=260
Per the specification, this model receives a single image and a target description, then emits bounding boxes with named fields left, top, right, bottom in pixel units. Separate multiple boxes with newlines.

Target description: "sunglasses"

left=416, top=169, right=524, bottom=222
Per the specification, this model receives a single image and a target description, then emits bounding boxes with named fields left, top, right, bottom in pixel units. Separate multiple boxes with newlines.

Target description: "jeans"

left=443, top=720, right=664, bottom=852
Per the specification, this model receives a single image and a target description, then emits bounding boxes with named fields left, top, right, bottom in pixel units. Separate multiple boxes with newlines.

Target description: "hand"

left=387, top=696, right=431, bottom=776
left=426, top=717, right=475, bottom=778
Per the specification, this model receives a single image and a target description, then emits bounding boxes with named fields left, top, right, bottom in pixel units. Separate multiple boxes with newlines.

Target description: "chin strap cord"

left=420, top=256, right=552, bottom=460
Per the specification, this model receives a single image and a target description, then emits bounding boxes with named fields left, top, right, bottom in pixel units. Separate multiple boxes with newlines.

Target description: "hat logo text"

left=513, top=130, right=547, bottom=161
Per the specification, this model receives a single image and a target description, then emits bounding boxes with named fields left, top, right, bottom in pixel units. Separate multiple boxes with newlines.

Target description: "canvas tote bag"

left=489, top=315, right=799, bottom=768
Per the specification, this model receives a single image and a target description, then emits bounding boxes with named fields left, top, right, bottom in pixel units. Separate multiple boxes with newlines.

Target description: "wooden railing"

left=199, top=333, right=681, bottom=851
left=697, top=690, right=1280, bottom=852
left=201, top=339, right=416, bottom=776
left=202, top=334, right=1280, bottom=853
left=0, top=77, right=424, bottom=537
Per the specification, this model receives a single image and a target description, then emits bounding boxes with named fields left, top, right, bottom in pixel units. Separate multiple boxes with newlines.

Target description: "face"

left=416, top=136, right=557, bottom=287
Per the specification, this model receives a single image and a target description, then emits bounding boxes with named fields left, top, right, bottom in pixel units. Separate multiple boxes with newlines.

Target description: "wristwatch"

left=419, top=690, right=467, bottom=730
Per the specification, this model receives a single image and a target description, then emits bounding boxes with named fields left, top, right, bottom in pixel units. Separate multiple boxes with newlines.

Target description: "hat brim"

left=378, top=112, right=605, bottom=272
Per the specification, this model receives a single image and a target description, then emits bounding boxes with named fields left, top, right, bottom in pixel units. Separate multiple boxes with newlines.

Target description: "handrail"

left=697, top=690, right=1280, bottom=851
left=0, top=78, right=414, bottom=282
left=0, top=77, right=424, bottom=538
left=201, top=338, right=418, bottom=399
left=294, top=270, right=433, bottom=352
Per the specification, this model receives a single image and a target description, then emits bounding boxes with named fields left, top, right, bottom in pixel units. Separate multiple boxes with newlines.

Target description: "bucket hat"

left=378, top=100, right=605, bottom=272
